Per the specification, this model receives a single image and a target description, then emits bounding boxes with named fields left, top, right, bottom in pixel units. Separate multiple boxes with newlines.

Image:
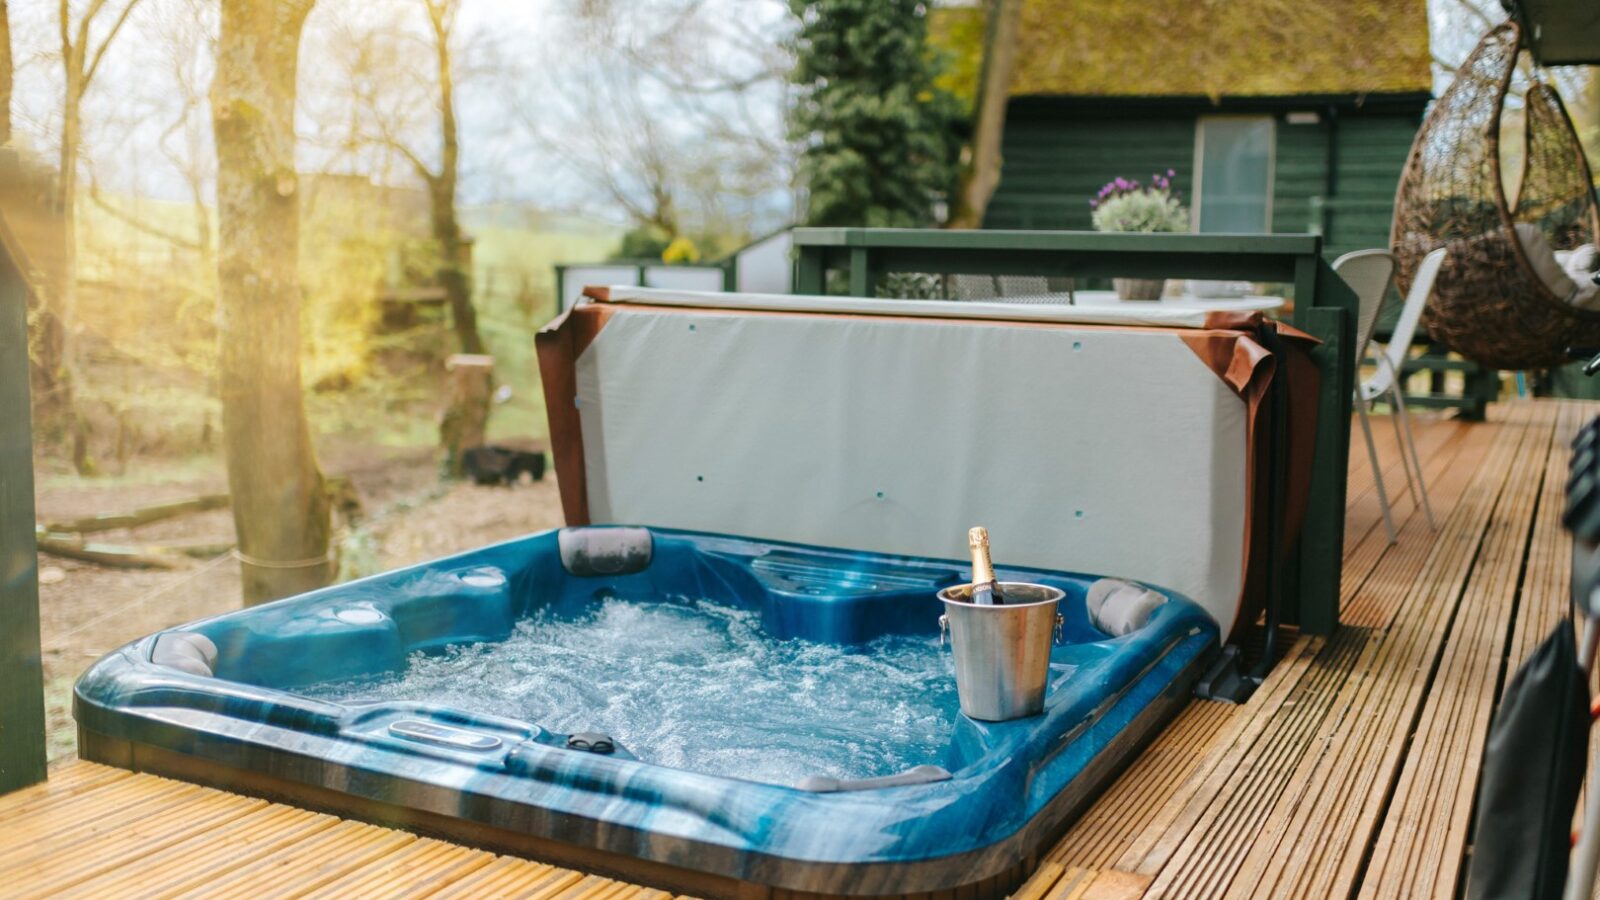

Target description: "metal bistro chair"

left=1335, top=247, right=1443, bottom=543
left=1335, top=249, right=1403, bottom=543
left=1371, top=248, right=1446, bottom=540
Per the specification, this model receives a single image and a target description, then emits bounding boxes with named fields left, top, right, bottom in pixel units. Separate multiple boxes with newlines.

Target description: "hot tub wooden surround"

left=0, top=400, right=1588, bottom=899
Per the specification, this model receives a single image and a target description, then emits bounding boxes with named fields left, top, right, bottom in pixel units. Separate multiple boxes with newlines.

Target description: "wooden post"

left=0, top=223, right=47, bottom=794
left=441, top=353, right=493, bottom=478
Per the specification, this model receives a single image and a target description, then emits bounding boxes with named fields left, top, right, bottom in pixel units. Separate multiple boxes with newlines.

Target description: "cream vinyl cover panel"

left=575, top=309, right=1249, bottom=637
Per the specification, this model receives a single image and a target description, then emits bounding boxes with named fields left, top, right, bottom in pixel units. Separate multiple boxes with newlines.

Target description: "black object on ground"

left=1464, top=618, right=1589, bottom=900
left=462, top=445, right=546, bottom=486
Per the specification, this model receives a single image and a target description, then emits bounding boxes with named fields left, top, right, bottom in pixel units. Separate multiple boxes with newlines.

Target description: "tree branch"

left=58, top=0, right=71, bottom=69
left=83, top=0, right=142, bottom=87
left=375, top=130, right=436, bottom=185
left=85, top=179, right=203, bottom=251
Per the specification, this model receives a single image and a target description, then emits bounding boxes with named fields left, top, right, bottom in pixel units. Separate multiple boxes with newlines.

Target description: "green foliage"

left=661, top=235, right=700, bottom=263
left=926, top=5, right=984, bottom=111
left=788, top=0, right=962, bottom=228
left=613, top=224, right=673, bottom=261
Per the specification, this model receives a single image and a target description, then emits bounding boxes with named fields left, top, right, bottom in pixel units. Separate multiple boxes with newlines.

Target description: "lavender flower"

left=1090, top=170, right=1188, bottom=234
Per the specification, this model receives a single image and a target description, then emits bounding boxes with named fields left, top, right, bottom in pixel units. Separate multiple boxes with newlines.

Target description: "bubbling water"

left=302, top=597, right=960, bottom=787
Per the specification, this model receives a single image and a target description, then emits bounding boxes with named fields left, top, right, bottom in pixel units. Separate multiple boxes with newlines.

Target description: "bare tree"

left=1, top=0, right=12, bottom=147
left=311, top=0, right=483, bottom=356
left=86, top=0, right=215, bottom=265
left=212, top=0, right=333, bottom=604
left=415, top=0, right=482, bottom=356
left=542, top=65, right=684, bottom=237
left=152, top=0, right=214, bottom=263
left=948, top=0, right=1020, bottom=230
left=54, top=0, right=145, bottom=471
left=523, top=0, right=793, bottom=244
left=302, top=0, right=492, bottom=475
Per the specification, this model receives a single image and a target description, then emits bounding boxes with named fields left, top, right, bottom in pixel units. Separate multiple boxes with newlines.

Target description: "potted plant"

left=1090, top=172, right=1189, bottom=300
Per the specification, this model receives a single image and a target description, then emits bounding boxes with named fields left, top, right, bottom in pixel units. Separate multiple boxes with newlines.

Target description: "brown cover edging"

left=1184, top=311, right=1322, bottom=638
left=535, top=302, right=616, bottom=525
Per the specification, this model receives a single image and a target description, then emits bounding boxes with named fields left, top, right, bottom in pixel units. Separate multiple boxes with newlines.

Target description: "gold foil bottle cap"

left=968, top=526, right=996, bottom=587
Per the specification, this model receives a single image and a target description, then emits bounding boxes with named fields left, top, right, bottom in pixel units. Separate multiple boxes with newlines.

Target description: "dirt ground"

left=33, top=446, right=565, bottom=761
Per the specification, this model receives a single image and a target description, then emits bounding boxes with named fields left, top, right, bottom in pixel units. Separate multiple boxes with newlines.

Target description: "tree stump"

left=440, top=353, right=493, bottom=478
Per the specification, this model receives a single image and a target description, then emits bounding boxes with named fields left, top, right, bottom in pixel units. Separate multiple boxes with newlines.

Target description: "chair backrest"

left=1332, top=249, right=1397, bottom=364
left=1367, top=247, right=1448, bottom=395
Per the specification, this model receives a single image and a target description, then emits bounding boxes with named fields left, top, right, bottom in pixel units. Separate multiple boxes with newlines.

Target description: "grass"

left=59, top=191, right=622, bottom=467
left=466, top=214, right=621, bottom=445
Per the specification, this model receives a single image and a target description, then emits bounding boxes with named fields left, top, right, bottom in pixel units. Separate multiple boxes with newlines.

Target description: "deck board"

left=1240, top=404, right=1549, bottom=899
left=2, top=400, right=1594, bottom=898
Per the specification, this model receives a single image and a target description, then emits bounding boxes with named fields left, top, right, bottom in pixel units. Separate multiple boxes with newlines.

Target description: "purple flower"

left=1167, top=169, right=1176, bottom=177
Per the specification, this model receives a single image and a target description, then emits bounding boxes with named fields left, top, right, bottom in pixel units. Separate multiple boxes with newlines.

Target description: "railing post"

left=795, top=246, right=825, bottom=295
left=847, top=247, right=874, bottom=298
left=0, top=229, right=48, bottom=794
left=1291, top=253, right=1356, bottom=635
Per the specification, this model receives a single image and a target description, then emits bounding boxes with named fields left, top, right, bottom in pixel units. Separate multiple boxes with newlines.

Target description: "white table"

left=1070, top=290, right=1286, bottom=314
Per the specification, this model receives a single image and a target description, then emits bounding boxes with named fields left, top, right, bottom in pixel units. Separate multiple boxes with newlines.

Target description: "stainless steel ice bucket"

left=938, top=582, right=1065, bottom=721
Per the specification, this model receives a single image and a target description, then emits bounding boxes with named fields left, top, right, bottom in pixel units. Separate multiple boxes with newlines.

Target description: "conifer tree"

left=788, top=0, right=961, bottom=227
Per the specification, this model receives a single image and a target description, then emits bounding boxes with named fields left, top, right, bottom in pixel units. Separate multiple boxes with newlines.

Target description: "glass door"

left=1194, top=117, right=1275, bottom=233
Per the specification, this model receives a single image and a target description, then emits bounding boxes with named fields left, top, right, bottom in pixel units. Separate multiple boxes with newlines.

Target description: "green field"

left=67, top=191, right=621, bottom=462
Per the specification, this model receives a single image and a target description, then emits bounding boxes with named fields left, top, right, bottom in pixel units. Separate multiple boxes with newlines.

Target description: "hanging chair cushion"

left=1515, top=224, right=1600, bottom=308
left=1564, top=245, right=1598, bottom=275
left=1561, top=245, right=1600, bottom=307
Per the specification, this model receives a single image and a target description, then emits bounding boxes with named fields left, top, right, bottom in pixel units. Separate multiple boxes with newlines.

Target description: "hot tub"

left=76, top=526, right=1216, bottom=897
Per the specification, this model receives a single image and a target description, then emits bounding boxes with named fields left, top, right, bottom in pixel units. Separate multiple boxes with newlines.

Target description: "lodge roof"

left=931, top=0, right=1433, bottom=102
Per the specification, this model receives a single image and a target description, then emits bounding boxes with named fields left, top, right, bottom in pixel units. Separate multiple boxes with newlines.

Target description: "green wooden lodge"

left=934, top=0, right=1433, bottom=260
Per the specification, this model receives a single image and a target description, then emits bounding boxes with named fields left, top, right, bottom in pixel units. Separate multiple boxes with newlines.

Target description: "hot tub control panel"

left=388, top=719, right=503, bottom=751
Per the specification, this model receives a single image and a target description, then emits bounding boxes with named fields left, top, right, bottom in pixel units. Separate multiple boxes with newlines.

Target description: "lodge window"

left=1193, top=116, right=1276, bottom=233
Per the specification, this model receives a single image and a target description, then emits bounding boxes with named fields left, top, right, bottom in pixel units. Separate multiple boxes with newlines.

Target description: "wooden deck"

left=2, top=399, right=1590, bottom=899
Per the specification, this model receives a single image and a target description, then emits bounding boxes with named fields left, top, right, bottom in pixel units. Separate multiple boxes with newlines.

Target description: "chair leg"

left=1391, top=387, right=1437, bottom=530
left=1357, top=397, right=1398, bottom=544
left=1386, top=392, right=1420, bottom=507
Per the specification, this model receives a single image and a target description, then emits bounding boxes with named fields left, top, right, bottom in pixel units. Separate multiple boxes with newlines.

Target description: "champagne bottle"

left=968, top=526, right=1004, bottom=605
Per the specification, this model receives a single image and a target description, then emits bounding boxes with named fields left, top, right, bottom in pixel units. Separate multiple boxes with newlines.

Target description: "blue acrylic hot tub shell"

left=74, top=527, right=1218, bottom=895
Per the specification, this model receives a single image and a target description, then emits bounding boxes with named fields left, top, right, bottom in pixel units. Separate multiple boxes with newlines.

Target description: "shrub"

left=1090, top=172, right=1189, bottom=233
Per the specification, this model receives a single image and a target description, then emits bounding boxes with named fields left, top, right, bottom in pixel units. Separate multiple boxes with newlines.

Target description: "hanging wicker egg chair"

left=1390, top=21, right=1600, bottom=370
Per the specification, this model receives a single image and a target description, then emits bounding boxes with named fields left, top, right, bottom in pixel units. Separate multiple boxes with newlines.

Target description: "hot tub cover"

left=538, top=286, right=1318, bottom=642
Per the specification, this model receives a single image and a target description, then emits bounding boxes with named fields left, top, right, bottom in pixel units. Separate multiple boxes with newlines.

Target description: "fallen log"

left=154, top=540, right=236, bottom=559
left=43, top=493, right=230, bottom=535
left=35, top=528, right=188, bottom=570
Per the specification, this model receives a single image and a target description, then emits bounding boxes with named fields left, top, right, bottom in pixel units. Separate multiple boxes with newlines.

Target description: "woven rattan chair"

left=1390, top=21, right=1600, bottom=370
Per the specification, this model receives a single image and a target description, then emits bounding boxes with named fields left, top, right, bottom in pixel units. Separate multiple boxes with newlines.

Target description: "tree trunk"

left=0, top=0, right=11, bottom=147
left=424, top=0, right=484, bottom=357
left=439, top=353, right=492, bottom=477
left=57, top=82, right=94, bottom=473
left=947, top=0, right=1021, bottom=230
left=212, top=0, right=332, bottom=605
left=431, top=180, right=482, bottom=355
